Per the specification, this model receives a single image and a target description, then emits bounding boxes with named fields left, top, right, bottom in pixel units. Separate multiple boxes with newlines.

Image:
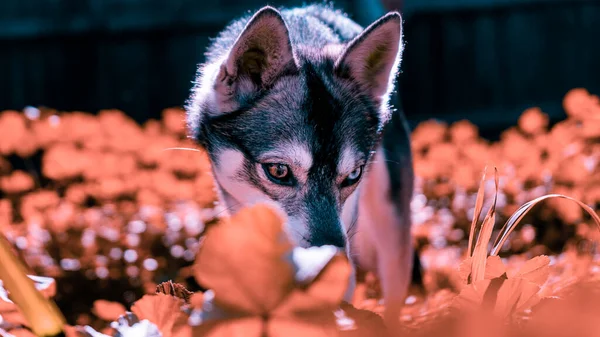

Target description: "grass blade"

left=0, top=233, right=66, bottom=336
left=491, top=194, right=600, bottom=256
left=470, top=167, right=499, bottom=283
left=467, top=166, right=489, bottom=257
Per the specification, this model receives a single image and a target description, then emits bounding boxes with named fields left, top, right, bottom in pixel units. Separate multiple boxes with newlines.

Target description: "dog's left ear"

left=334, top=12, right=403, bottom=100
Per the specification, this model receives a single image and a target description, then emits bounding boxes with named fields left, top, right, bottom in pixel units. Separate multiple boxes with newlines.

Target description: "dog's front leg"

left=356, top=149, right=414, bottom=332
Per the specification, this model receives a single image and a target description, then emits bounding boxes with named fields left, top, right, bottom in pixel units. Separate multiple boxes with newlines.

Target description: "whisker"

left=370, top=159, right=401, bottom=165
left=213, top=200, right=242, bottom=218
left=162, top=147, right=202, bottom=152
left=346, top=215, right=359, bottom=236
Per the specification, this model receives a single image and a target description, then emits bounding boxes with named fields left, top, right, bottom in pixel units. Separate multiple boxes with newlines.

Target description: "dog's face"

left=187, top=7, right=403, bottom=249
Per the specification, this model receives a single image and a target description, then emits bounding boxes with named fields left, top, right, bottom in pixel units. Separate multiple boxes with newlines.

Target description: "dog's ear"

left=334, top=12, right=403, bottom=101
left=216, top=6, right=297, bottom=97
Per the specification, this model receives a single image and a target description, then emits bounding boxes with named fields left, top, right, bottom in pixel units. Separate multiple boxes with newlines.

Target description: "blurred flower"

left=450, top=120, right=478, bottom=145
left=518, top=107, right=549, bottom=135
left=0, top=111, right=27, bottom=156
left=162, top=108, right=187, bottom=136
left=0, top=171, right=35, bottom=194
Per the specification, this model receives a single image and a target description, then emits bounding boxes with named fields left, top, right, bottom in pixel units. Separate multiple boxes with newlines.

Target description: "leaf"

left=484, top=256, right=507, bottom=280
left=191, top=317, right=263, bottom=337
left=513, top=256, right=551, bottom=287
left=192, top=247, right=351, bottom=336
left=0, top=275, right=57, bottom=305
left=453, top=277, right=543, bottom=320
left=273, top=252, right=351, bottom=316
left=193, top=204, right=295, bottom=315
left=494, top=278, right=541, bottom=319
left=155, top=281, right=193, bottom=304
left=130, top=294, right=190, bottom=337
left=0, top=233, right=65, bottom=336
left=453, top=279, right=492, bottom=309
left=267, top=317, right=339, bottom=337
left=458, top=257, right=473, bottom=284
left=491, top=194, right=600, bottom=255
left=3, top=328, right=37, bottom=337
left=337, top=303, right=388, bottom=337
left=467, top=166, right=488, bottom=257
left=92, top=300, right=127, bottom=322
left=459, top=256, right=506, bottom=285
left=470, top=168, right=499, bottom=283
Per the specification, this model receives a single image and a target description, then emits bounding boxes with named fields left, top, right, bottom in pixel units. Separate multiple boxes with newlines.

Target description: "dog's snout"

left=308, top=228, right=346, bottom=248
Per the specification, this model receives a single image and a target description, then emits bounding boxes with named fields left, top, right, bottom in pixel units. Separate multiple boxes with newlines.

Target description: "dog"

left=186, top=3, right=415, bottom=327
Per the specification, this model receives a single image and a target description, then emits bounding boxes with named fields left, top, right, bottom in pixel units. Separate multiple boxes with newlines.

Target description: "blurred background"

left=1, top=0, right=600, bottom=330
left=1, top=0, right=598, bottom=139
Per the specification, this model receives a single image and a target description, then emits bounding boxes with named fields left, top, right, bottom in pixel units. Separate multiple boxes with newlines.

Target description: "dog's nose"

left=308, top=230, right=346, bottom=248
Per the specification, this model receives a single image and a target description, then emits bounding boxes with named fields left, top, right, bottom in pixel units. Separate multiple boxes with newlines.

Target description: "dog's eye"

left=262, top=163, right=295, bottom=186
left=341, top=165, right=364, bottom=188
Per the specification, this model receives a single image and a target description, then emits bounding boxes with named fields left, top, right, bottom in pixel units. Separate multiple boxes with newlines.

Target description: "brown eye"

left=262, top=163, right=294, bottom=186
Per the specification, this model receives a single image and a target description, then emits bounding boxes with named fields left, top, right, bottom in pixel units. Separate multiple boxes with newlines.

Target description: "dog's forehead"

left=217, top=59, right=381, bottom=173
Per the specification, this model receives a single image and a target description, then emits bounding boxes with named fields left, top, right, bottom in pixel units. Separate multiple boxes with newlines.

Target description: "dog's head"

left=187, top=6, right=404, bottom=248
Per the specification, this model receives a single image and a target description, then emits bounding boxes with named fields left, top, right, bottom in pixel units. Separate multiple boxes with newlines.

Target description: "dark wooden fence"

left=1, top=0, right=598, bottom=137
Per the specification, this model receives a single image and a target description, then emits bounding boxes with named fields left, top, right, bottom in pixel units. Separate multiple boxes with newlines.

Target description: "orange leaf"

left=92, top=300, right=126, bottom=322
left=484, top=256, right=507, bottom=280
left=131, top=294, right=190, bottom=337
left=467, top=166, right=488, bottom=257
left=470, top=167, right=499, bottom=283
left=272, top=252, right=351, bottom=315
left=193, top=204, right=295, bottom=315
left=191, top=317, right=262, bottom=337
left=458, top=257, right=473, bottom=284
left=494, top=278, right=541, bottom=319
left=458, top=256, right=506, bottom=285
left=5, top=328, right=37, bottom=337
left=512, top=255, right=551, bottom=287
left=453, top=277, right=542, bottom=320
left=268, top=316, right=338, bottom=337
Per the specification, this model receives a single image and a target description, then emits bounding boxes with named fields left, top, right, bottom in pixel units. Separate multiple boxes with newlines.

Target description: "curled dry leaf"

left=92, top=300, right=127, bottom=322
left=155, top=281, right=193, bottom=304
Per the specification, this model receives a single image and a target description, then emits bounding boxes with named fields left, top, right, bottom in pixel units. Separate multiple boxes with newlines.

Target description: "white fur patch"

left=213, top=149, right=270, bottom=211
left=286, top=215, right=310, bottom=248
left=338, top=147, right=359, bottom=176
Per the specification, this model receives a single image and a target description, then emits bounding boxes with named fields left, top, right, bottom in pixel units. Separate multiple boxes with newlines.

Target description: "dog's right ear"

left=216, top=6, right=297, bottom=103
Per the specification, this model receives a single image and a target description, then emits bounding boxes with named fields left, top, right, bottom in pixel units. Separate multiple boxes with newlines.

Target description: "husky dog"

left=186, top=3, right=415, bottom=326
